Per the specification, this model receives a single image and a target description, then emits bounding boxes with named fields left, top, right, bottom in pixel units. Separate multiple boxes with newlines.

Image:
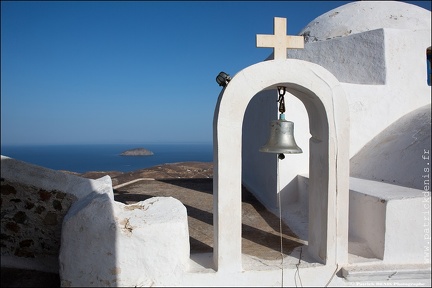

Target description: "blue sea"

left=0, top=143, right=213, bottom=173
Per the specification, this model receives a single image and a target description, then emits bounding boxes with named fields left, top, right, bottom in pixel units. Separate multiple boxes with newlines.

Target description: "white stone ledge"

left=349, top=177, right=427, bottom=264
left=349, top=177, right=425, bottom=200
left=341, top=263, right=431, bottom=281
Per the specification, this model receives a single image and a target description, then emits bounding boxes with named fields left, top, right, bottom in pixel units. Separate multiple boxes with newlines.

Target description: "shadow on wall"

left=59, top=192, right=117, bottom=286
left=350, top=104, right=431, bottom=190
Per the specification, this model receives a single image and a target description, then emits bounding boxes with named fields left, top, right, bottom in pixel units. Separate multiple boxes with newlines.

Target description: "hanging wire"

left=277, top=157, right=284, bottom=287
left=294, top=248, right=303, bottom=287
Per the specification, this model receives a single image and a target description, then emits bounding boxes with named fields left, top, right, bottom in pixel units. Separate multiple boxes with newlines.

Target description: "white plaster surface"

left=289, top=28, right=431, bottom=157
left=351, top=104, right=431, bottom=190
left=291, top=28, right=387, bottom=84
left=350, top=105, right=431, bottom=190
left=288, top=1, right=431, bottom=157
left=0, top=155, right=114, bottom=200
left=59, top=195, right=190, bottom=287
left=214, top=58, right=350, bottom=269
left=341, top=263, right=431, bottom=282
left=349, top=177, right=428, bottom=264
left=298, top=1, right=431, bottom=43
left=243, top=0, right=431, bottom=214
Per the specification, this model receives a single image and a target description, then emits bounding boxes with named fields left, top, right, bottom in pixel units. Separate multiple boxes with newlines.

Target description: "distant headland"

left=120, top=148, right=154, bottom=156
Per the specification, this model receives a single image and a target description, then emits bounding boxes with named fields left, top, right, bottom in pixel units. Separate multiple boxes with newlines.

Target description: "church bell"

left=259, top=114, right=302, bottom=155
left=259, top=86, right=302, bottom=158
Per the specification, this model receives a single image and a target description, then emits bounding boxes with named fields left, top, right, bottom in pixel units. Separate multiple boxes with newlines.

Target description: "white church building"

left=1, top=1, right=431, bottom=286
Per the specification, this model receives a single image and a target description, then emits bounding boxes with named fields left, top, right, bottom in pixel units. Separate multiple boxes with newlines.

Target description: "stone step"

left=341, top=263, right=431, bottom=281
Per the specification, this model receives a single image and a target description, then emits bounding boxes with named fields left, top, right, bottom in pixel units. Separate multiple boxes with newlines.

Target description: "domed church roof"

left=350, top=105, right=431, bottom=190
left=299, top=1, right=431, bottom=42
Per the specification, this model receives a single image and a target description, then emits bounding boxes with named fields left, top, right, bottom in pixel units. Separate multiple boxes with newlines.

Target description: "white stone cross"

left=256, top=17, right=304, bottom=60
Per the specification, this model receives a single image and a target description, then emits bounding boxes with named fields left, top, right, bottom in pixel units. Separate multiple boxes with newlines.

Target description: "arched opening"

left=213, top=59, right=349, bottom=272
left=241, top=89, right=305, bottom=262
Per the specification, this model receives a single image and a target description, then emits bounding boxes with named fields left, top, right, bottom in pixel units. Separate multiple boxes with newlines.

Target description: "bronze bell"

left=260, top=115, right=303, bottom=156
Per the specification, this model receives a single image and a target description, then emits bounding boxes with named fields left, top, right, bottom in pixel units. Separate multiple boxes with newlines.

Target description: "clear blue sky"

left=1, top=1, right=430, bottom=145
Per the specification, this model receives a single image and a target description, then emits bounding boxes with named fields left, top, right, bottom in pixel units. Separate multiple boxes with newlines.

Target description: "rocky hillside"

left=63, top=161, right=213, bottom=187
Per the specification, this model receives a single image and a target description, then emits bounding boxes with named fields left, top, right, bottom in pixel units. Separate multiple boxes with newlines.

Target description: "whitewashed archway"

left=213, top=59, right=350, bottom=271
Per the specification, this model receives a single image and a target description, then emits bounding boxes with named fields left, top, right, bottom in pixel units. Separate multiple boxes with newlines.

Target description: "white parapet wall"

left=1, top=155, right=191, bottom=287
left=349, top=177, right=430, bottom=265
left=59, top=194, right=190, bottom=287
left=0, top=155, right=114, bottom=273
left=282, top=174, right=431, bottom=266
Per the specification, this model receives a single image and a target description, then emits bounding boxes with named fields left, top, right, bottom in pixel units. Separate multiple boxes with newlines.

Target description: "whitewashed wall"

left=242, top=1, right=431, bottom=210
